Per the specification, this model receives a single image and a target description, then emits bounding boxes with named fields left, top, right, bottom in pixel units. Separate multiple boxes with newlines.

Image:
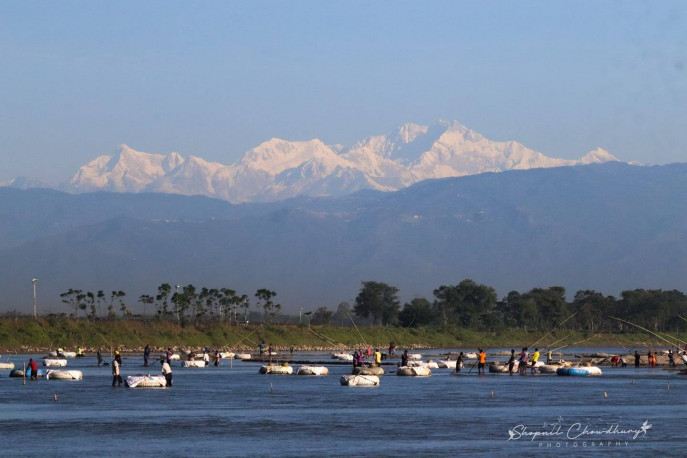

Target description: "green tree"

left=354, top=281, right=400, bottom=325
left=311, top=307, right=333, bottom=325
left=433, top=279, right=497, bottom=329
left=86, top=291, right=97, bottom=320
left=433, top=285, right=460, bottom=327
left=138, top=294, right=154, bottom=317
left=156, top=283, right=172, bottom=318
left=114, top=291, right=128, bottom=317
left=526, top=287, right=569, bottom=330
left=218, top=288, right=237, bottom=322
left=108, top=290, right=125, bottom=319
left=499, top=291, right=538, bottom=330
left=255, top=289, right=277, bottom=323
left=237, top=294, right=250, bottom=323
left=399, top=298, right=435, bottom=328
left=331, top=302, right=352, bottom=327
left=60, top=289, right=85, bottom=318
left=96, top=290, right=105, bottom=317
left=571, top=290, right=615, bottom=332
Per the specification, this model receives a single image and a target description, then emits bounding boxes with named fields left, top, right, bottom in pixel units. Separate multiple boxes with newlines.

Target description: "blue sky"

left=1, top=1, right=685, bottom=182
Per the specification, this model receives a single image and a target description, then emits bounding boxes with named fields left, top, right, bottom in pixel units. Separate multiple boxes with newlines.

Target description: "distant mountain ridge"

left=0, top=162, right=685, bottom=314
left=61, top=120, right=617, bottom=203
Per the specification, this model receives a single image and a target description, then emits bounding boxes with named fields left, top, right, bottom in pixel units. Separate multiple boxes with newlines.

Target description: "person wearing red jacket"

left=28, top=358, right=39, bottom=380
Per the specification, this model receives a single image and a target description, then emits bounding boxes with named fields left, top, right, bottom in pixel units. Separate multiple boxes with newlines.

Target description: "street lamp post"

left=32, top=278, right=38, bottom=319
left=175, top=285, right=180, bottom=321
left=299, top=307, right=303, bottom=324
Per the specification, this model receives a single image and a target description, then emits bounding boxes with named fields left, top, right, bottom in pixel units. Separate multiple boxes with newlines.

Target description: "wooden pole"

left=609, top=317, right=681, bottom=347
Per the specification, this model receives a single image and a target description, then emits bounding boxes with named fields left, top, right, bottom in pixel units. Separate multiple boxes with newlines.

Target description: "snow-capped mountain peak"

left=68, top=144, right=186, bottom=192
left=239, top=138, right=347, bottom=175
left=397, top=123, right=429, bottom=144
left=579, top=147, right=618, bottom=164
left=61, top=121, right=621, bottom=202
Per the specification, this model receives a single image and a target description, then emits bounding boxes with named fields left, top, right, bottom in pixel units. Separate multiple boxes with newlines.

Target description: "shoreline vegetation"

left=1, top=317, right=685, bottom=354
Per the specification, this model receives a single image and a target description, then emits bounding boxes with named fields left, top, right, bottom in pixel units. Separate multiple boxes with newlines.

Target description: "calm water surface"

left=0, top=348, right=685, bottom=457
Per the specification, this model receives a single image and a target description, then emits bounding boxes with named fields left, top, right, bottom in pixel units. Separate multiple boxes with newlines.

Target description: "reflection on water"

left=0, top=349, right=685, bottom=457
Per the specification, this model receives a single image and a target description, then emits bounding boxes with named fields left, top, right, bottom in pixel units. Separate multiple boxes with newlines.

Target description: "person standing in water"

left=477, top=348, right=487, bottom=375
left=143, top=344, right=150, bottom=367
left=112, top=354, right=123, bottom=387
left=27, top=358, right=39, bottom=380
left=161, top=357, right=173, bottom=387
left=634, top=351, right=641, bottom=367
left=507, top=349, right=516, bottom=376
left=97, top=349, right=103, bottom=366
left=530, top=348, right=540, bottom=374
left=518, top=348, right=529, bottom=375
left=455, top=352, right=464, bottom=374
left=401, top=349, right=409, bottom=368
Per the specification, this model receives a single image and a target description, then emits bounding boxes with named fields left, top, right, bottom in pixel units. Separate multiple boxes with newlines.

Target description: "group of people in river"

left=352, top=347, right=384, bottom=368
left=26, top=341, right=687, bottom=389
left=107, top=345, right=174, bottom=387
left=499, top=347, right=542, bottom=376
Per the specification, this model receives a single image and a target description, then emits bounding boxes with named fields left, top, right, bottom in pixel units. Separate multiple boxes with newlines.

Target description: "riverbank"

left=0, top=316, right=685, bottom=353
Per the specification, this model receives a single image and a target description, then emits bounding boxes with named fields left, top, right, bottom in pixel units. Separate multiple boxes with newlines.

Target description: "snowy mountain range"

left=65, top=120, right=618, bottom=203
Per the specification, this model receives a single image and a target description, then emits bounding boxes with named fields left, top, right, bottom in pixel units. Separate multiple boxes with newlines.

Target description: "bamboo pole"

left=529, top=303, right=589, bottom=349
left=347, top=311, right=367, bottom=347
left=609, top=317, right=681, bottom=348
left=551, top=334, right=598, bottom=352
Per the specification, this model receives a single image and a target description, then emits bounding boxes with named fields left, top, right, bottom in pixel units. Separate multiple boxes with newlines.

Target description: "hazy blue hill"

left=1, top=162, right=686, bottom=312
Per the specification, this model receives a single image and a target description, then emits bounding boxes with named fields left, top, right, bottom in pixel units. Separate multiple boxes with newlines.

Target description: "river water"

left=0, top=348, right=685, bottom=457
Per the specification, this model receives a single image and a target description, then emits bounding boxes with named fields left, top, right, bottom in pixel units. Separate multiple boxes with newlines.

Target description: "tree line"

left=56, top=279, right=687, bottom=332
left=353, top=279, right=687, bottom=333
left=59, top=284, right=278, bottom=326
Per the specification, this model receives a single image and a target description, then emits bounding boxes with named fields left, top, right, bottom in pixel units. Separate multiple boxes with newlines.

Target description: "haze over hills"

left=15, top=120, right=618, bottom=203
left=1, top=162, right=685, bottom=315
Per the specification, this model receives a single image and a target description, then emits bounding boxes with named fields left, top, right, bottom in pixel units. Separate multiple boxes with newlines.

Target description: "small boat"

left=46, top=370, right=83, bottom=380
left=297, top=365, right=329, bottom=376
left=61, top=351, right=77, bottom=358
left=10, top=368, right=44, bottom=378
left=352, top=365, right=384, bottom=376
left=340, top=374, right=379, bottom=386
left=585, top=366, right=603, bottom=376
left=332, top=352, right=354, bottom=361
left=488, top=363, right=509, bottom=373
left=43, top=358, right=68, bottom=367
left=556, top=366, right=602, bottom=376
left=126, top=374, right=167, bottom=388
left=259, top=363, right=293, bottom=375
left=396, top=366, right=431, bottom=377
left=236, top=353, right=251, bottom=360
left=437, top=360, right=457, bottom=369
left=538, top=364, right=559, bottom=374
left=0, top=362, right=15, bottom=370
left=182, top=360, right=207, bottom=368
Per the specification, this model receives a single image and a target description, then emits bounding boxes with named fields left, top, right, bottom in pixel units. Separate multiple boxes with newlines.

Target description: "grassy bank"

left=0, top=317, right=684, bottom=353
